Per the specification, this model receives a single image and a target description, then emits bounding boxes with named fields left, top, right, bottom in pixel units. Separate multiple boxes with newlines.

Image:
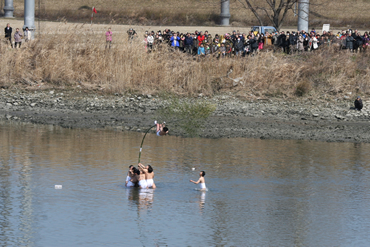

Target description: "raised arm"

left=190, top=178, right=201, bottom=184
left=138, top=163, right=148, bottom=174
left=156, top=123, right=160, bottom=132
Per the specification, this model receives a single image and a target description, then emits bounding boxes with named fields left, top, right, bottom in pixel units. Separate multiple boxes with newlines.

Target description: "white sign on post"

left=322, top=24, right=330, bottom=33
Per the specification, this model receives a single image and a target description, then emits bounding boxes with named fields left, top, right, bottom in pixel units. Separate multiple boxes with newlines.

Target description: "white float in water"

left=55, top=185, right=62, bottom=189
left=192, top=168, right=195, bottom=171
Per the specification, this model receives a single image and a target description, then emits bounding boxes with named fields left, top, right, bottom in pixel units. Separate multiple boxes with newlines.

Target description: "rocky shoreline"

left=1, top=89, right=370, bottom=143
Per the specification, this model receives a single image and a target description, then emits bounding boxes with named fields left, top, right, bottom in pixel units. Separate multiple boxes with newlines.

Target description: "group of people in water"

left=125, top=162, right=206, bottom=191
left=125, top=163, right=156, bottom=189
left=125, top=120, right=207, bottom=190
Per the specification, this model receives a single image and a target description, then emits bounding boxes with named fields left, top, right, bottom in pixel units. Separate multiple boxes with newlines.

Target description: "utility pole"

left=38, top=0, right=41, bottom=38
left=3, top=0, right=14, bottom=18
left=297, top=0, right=309, bottom=32
left=220, top=0, right=230, bottom=26
left=23, top=0, right=35, bottom=39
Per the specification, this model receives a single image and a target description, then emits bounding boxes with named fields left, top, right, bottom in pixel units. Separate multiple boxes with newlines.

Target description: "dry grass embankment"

left=6, top=0, right=370, bottom=28
left=1, top=25, right=370, bottom=100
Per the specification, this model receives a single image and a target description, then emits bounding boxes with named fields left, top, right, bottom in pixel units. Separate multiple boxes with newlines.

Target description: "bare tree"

left=237, top=0, right=299, bottom=31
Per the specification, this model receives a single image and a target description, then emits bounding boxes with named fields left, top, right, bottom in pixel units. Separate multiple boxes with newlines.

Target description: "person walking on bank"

left=14, top=28, right=23, bottom=48
left=105, top=28, right=112, bottom=49
left=4, top=23, right=13, bottom=48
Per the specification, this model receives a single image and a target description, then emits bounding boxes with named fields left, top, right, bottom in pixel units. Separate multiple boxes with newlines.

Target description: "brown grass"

left=5, top=0, right=370, bottom=28
left=1, top=24, right=370, bottom=100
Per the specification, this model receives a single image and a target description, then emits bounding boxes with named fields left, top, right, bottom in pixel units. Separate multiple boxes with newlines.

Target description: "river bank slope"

left=1, top=89, right=370, bottom=143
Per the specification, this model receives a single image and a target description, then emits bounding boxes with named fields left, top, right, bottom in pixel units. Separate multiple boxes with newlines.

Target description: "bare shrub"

left=295, top=80, right=311, bottom=97
left=157, top=97, right=216, bottom=137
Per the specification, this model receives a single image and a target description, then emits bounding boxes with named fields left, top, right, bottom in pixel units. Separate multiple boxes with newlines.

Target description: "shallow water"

left=1, top=122, right=370, bottom=246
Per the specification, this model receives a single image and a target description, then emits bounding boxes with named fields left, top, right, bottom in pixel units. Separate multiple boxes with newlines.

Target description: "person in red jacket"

left=197, top=31, right=205, bottom=46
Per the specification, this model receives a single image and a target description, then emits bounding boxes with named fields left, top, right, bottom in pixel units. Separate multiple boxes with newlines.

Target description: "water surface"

left=0, top=122, right=370, bottom=246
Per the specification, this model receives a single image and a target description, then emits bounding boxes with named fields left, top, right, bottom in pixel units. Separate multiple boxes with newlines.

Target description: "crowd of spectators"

left=135, top=27, right=370, bottom=57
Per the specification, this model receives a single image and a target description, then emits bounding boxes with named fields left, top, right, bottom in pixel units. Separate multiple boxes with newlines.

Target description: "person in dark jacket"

left=230, top=30, right=238, bottom=54
left=285, top=32, right=291, bottom=53
left=346, top=34, right=354, bottom=52
left=192, top=33, right=198, bottom=55
left=4, top=23, right=13, bottom=48
left=354, top=96, right=363, bottom=111
left=354, top=32, right=363, bottom=52
left=127, top=28, right=137, bottom=42
left=303, top=36, right=309, bottom=51
left=234, top=37, right=244, bottom=56
left=184, top=33, right=193, bottom=54
left=279, top=32, right=287, bottom=52
left=289, top=32, right=298, bottom=53
left=249, top=35, right=258, bottom=54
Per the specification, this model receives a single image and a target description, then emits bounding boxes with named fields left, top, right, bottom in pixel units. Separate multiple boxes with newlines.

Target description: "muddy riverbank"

left=1, top=89, right=369, bottom=143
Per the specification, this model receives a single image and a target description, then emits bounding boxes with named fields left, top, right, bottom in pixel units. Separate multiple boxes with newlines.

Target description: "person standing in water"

left=190, top=171, right=207, bottom=191
left=138, top=163, right=156, bottom=188
left=125, top=165, right=135, bottom=187
left=137, top=165, right=148, bottom=189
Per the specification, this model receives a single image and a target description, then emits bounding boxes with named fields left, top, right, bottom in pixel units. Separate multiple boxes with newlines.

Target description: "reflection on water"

left=1, top=121, right=370, bottom=246
left=199, top=191, right=206, bottom=212
left=126, top=188, right=155, bottom=211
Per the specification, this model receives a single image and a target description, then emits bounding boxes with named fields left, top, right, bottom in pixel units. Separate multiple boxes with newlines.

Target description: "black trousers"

left=6, top=37, right=13, bottom=48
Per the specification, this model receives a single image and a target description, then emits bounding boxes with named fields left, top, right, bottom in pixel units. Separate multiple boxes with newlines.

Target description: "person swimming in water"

left=190, top=171, right=206, bottom=191
left=154, top=120, right=168, bottom=136
left=138, top=163, right=156, bottom=189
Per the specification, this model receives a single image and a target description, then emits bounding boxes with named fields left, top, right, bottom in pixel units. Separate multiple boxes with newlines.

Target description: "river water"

left=0, top=122, right=370, bottom=246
